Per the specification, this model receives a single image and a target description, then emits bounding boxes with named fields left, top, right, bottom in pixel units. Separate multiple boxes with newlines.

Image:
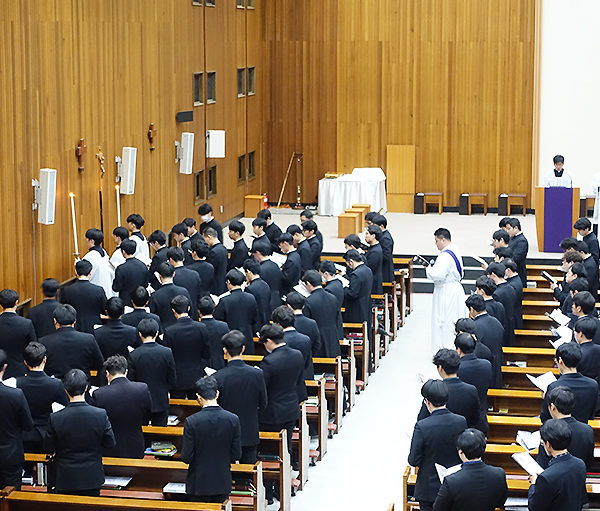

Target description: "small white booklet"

left=204, top=367, right=216, bottom=376
left=103, top=476, right=132, bottom=488
left=472, top=255, right=487, bottom=267
left=548, top=309, right=571, bottom=326
left=270, top=253, right=287, bottom=268
left=504, top=497, right=529, bottom=509
left=334, top=263, right=347, bottom=274
left=293, top=282, right=311, bottom=298
left=511, top=451, right=544, bottom=476
left=555, top=325, right=573, bottom=340
left=1, top=377, right=17, bottom=388
left=167, top=415, right=180, bottom=426
left=335, top=274, right=350, bottom=288
left=526, top=371, right=557, bottom=393
left=516, top=430, right=541, bottom=452
left=435, top=463, right=462, bottom=483
left=163, top=482, right=186, bottom=494
left=51, top=402, right=65, bottom=413
left=549, top=337, right=569, bottom=350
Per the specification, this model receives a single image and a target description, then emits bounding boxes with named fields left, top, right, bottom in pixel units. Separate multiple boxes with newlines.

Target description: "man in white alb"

left=425, top=228, right=467, bottom=353
left=542, top=155, right=573, bottom=188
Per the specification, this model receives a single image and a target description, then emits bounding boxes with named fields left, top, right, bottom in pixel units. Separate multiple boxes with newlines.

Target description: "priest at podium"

left=543, top=154, right=573, bottom=188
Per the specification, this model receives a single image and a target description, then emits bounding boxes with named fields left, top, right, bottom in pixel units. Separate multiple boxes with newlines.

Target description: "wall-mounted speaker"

left=36, top=168, right=57, bottom=225
left=179, top=132, right=195, bottom=174
left=119, top=147, right=137, bottom=195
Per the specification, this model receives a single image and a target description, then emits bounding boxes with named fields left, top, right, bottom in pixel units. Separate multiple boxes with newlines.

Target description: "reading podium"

left=534, top=187, right=579, bottom=253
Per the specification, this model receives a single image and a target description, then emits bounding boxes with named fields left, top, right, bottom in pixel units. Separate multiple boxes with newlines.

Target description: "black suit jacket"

left=259, top=344, right=305, bottom=425
left=90, top=377, right=151, bottom=458
left=474, top=340, right=493, bottom=364
left=265, top=223, right=283, bottom=254
left=528, top=452, right=586, bottom=511
left=181, top=406, right=241, bottom=496
left=297, top=240, right=313, bottom=274
left=208, top=243, right=228, bottom=295
left=121, top=308, right=163, bottom=333
left=282, top=329, right=311, bottom=400
left=29, top=299, right=61, bottom=338
left=306, top=236, right=322, bottom=269
left=180, top=239, right=194, bottom=266
left=199, top=316, right=229, bottom=370
left=148, top=246, right=168, bottom=290
left=199, top=218, right=224, bottom=243
left=112, top=257, right=149, bottom=307
left=250, top=234, right=271, bottom=256
left=537, top=416, right=594, bottom=470
left=457, top=354, right=492, bottom=432
left=187, top=260, right=215, bottom=298
left=583, top=255, right=599, bottom=300
left=492, top=282, right=517, bottom=346
left=44, top=401, right=115, bottom=491
left=324, top=279, right=344, bottom=308
left=507, top=274, right=524, bottom=329
left=280, top=250, right=302, bottom=296
left=94, top=319, right=140, bottom=359
left=173, top=266, right=202, bottom=320
left=366, top=243, right=383, bottom=295
left=214, top=359, right=267, bottom=447
left=408, top=408, right=467, bottom=503
left=214, top=289, right=258, bottom=354
left=40, top=326, right=104, bottom=378
left=379, top=230, right=395, bottom=283
left=304, top=288, right=342, bottom=358
left=0, top=383, right=33, bottom=466
left=343, top=263, right=373, bottom=324
left=259, top=259, right=282, bottom=311
left=0, top=312, right=37, bottom=378
left=60, top=279, right=107, bottom=334
left=417, top=377, right=481, bottom=431
left=433, top=461, right=507, bottom=511
left=484, top=298, right=505, bottom=328
left=148, top=282, right=191, bottom=328
left=246, top=278, right=272, bottom=330
left=509, top=232, right=529, bottom=287
left=540, top=372, right=599, bottom=422
left=163, top=316, right=210, bottom=391
left=583, top=231, right=599, bottom=265
left=473, top=312, right=504, bottom=388
left=128, top=341, right=177, bottom=413
left=294, top=312, right=321, bottom=359
left=228, top=238, right=249, bottom=271
left=577, top=341, right=600, bottom=390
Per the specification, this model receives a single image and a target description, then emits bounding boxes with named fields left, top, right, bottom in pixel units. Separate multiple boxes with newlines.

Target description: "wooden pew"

left=501, top=366, right=559, bottom=390
left=382, top=283, right=399, bottom=339
left=503, top=347, right=556, bottom=368
left=313, top=357, right=344, bottom=434
left=523, top=287, right=556, bottom=302
left=393, top=257, right=413, bottom=315
left=526, top=264, right=564, bottom=277
left=522, top=300, right=559, bottom=315
left=514, top=329, right=554, bottom=349
left=488, top=388, right=543, bottom=416
left=343, top=322, right=370, bottom=386
left=305, top=379, right=328, bottom=460
left=339, top=339, right=357, bottom=406
left=523, top=314, right=552, bottom=330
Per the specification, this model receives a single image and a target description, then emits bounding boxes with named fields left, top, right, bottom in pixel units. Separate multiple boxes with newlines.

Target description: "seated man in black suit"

left=128, top=319, right=176, bottom=426
left=257, top=209, right=283, bottom=254
left=408, top=379, right=467, bottom=511
left=573, top=316, right=600, bottom=390
left=198, top=203, right=224, bottom=243
left=204, top=227, right=228, bottom=295
left=243, top=258, right=272, bottom=330
left=60, top=260, right=107, bottom=334
left=252, top=244, right=282, bottom=312
left=40, top=305, right=104, bottom=379
left=188, top=239, right=215, bottom=298
left=278, top=233, right=302, bottom=296
left=0, top=288, right=37, bottom=378
left=112, top=239, right=149, bottom=307
left=528, top=418, right=587, bottom=511
left=169, top=247, right=202, bottom=320
left=0, top=349, right=33, bottom=490
left=198, top=297, right=228, bottom=371
left=148, top=229, right=169, bottom=290
left=44, top=369, right=115, bottom=496
left=94, top=297, right=140, bottom=360
left=148, top=262, right=192, bottom=328
left=285, top=291, right=321, bottom=360
left=214, top=331, right=267, bottom=464
left=17, top=342, right=68, bottom=453
left=301, top=220, right=322, bottom=270
left=434, top=428, right=507, bottom=511
left=417, top=349, right=481, bottom=431
left=121, top=286, right=162, bottom=332
left=163, top=295, right=210, bottom=398
left=540, top=341, right=598, bottom=423
left=214, top=270, right=258, bottom=354
left=29, top=278, right=61, bottom=338
left=89, top=355, right=151, bottom=458
left=227, top=220, right=249, bottom=271
left=454, top=318, right=493, bottom=363
left=181, top=376, right=241, bottom=503
left=455, top=333, right=492, bottom=433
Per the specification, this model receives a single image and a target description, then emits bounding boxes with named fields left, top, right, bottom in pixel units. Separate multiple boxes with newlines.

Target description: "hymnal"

left=526, top=371, right=557, bottom=393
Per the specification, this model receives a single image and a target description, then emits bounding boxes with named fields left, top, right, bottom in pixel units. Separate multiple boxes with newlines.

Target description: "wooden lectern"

left=534, top=187, right=579, bottom=253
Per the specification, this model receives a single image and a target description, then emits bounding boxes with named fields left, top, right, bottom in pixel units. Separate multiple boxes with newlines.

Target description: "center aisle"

left=289, top=294, right=434, bottom=511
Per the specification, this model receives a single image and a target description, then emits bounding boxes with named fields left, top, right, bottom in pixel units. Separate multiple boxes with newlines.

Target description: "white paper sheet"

left=526, top=371, right=557, bottom=393
left=435, top=463, right=462, bottom=483
left=516, top=430, right=541, bottom=452
left=270, top=253, right=287, bottom=268
left=51, top=402, right=65, bottom=413
left=1, top=377, right=17, bottom=388
left=511, top=451, right=544, bottom=476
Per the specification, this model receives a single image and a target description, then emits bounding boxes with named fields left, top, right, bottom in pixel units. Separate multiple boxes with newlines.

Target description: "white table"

left=318, top=168, right=387, bottom=216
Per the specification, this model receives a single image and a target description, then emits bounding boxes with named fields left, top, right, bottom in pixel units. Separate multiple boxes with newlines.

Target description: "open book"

left=334, top=263, right=347, bottom=275
left=335, top=274, right=350, bottom=288
left=293, top=282, right=310, bottom=298
left=547, top=309, right=571, bottom=326
left=471, top=255, right=488, bottom=267
left=511, top=451, right=544, bottom=476
left=526, top=371, right=557, bottom=393
left=435, top=463, right=462, bottom=483
left=516, top=430, right=541, bottom=452
left=270, top=253, right=287, bottom=268
left=541, top=271, right=558, bottom=285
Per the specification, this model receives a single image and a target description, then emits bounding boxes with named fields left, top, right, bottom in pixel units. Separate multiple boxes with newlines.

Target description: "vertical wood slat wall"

left=0, top=0, right=261, bottom=302
left=262, top=0, right=536, bottom=207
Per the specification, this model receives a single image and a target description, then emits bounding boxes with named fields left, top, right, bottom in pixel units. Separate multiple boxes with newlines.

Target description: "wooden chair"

left=467, top=193, right=488, bottom=215
left=506, top=193, right=527, bottom=216
left=423, top=192, right=443, bottom=214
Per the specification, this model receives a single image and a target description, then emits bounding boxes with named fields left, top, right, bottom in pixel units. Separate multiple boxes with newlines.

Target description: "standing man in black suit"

left=250, top=217, right=271, bottom=254
left=252, top=244, right=282, bottom=311
left=302, top=270, right=342, bottom=358
left=61, top=260, right=107, bottom=334
left=285, top=292, right=321, bottom=360
left=372, top=214, right=395, bottom=284
left=203, top=227, right=228, bottom=295
left=301, top=220, right=322, bottom=269
left=0, top=349, right=33, bottom=489
left=163, top=295, right=210, bottom=398
left=214, top=270, right=259, bottom=354
left=528, top=419, right=587, bottom=511
left=475, top=276, right=506, bottom=327
left=504, top=258, right=524, bottom=329
left=278, top=233, right=302, bottom=296
left=504, top=217, right=528, bottom=287
left=44, top=369, right=115, bottom=496
left=128, top=319, right=176, bottom=426
left=578, top=240, right=599, bottom=300
left=227, top=220, right=249, bottom=271
left=455, top=333, right=492, bottom=433
left=343, top=250, right=373, bottom=325
left=181, top=376, right=241, bottom=503
left=0, top=288, right=37, bottom=378
left=320, top=261, right=344, bottom=308
left=169, top=247, right=202, bottom=320
left=17, top=342, right=68, bottom=453
left=433, top=428, right=507, bottom=511
left=112, top=239, right=149, bottom=307
left=89, top=355, right=151, bottom=458
left=454, top=318, right=494, bottom=364
left=243, top=258, right=272, bottom=329
left=574, top=316, right=600, bottom=390
left=121, top=286, right=163, bottom=332
left=300, top=209, right=323, bottom=246
left=198, top=203, right=224, bottom=243
left=184, top=217, right=202, bottom=247
left=258, top=209, right=283, bottom=254
left=94, top=297, right=140, bottom=359
left=214, top=331, right=267, bottom=464
left=574, top=216, right=600, bottom=264
left=198, top=297, right=229, bottom=371
left=40, top=305, right=104, bottom=379
left=408, top=379, right=467, bottom=511
left=486, top=262, right=516, bottom=346
left=189, top=239, right=216, bottom=298
left=29, top=278, right=61, bottom=338
left=287, top=225, right=313, bottom=274
left=148, top=229, right=169, bottom=290
left=365, top=225, right=384, bottom=295
left=171, top=222, right=193, bottom=266
left=148, top=262, right=191, bottom=328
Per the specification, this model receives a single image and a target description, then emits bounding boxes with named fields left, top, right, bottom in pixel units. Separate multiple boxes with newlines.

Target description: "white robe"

left=130, top=233, right=152, bottom=266
left=83, top=249, right=115, bottom=298
left=426, top=243, right=468, bottom=354
left=542, top=170, right=573, bottom=188
left=110, top=248, right=125, bottom=270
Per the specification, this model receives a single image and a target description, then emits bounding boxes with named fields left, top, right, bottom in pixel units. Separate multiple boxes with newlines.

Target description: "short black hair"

left=157, top=262, right=175, bottom=278
left=302, top=270, right=322, bottom=287
left=63, top=368, right=88, bottom=396
left=271, top=305, right=295, bottom=328
left=229, top=220, right=246, bottom=235
left=344, top=249, right=363, bottom=262
left=198, top=203, right=213, bottom=216
left=454, top=333, right=476, bottom=354
left=574, top=217, right=592, bottom=231
left=559, top=237, right=579, bottom=251
left=576, top=241, right=590, bottom=254
left=505, top=218, right=521, bottom=230
left=191, top=239, right=210, bottom=258
left=492, top=229, right=510, bottom=244
left=23, top=342, right=46, bottom=367
left=75, top=259, right=93, bottom=276
left=259, top=323, right=284, bottom=344
left=498, top=217, right=511, bottom=228
left=167, top=246, right=185, bottom=262
left=555, top=341, right=582, bottom=368
left=465, top=293, right=486, bottom=312
left=126, top=214, right=145, bottom=229
left=85, top=228, right=104, bottom=246
left=569, top=262, right=587, bottom=280
left=252, top=217, right=267, bottom=229
left=138, top=318, right=159, bottom=338
left=277, top=233, right=294, bottom=245
left=251, top=243, right=272, bottom=256
left=475, top=275, right=497, bottom=296
left=170, top=294, right=190, bottom=314
left=486, top=262, right=506, bottom=279
left=183, top=217, right=196, bottom=228
left=226, top=269, right=245, bottom=287
left=434, top=228, right=451, bottom=240
left=493, top=247, right=513, bottom=260
left=433, top=348, right=460, bottom=374
left=243, top=258, right=261, bottom=275
left=573, top=290, right=595, bottom=314
left=546, top=386, right=575, bottom=415
left=366, top=224, right=382, bottom=240
left=148, top=230, right=167, bottom=246
left=319, top=260, right=337, bottom=275
left=120, top=239, right=137, bottom=256
left=222, top=330, right=245, bottom=356
left=364, top=211, right=377, bottom=223
left=112, top=226, right=129, bottom=242
left=569, top=278, right=590, bottom=294
left=257, top=209, right=272, bottom=220
left=104, top=355, right=128, bottom=376
left=503, top=258, right=517, bottom=273
left=286, top=225, right=302, bottom=236
left=171, top=222, right=188, bottom=237
left=344, top=234, right=363, bottom=250
left=195, top=375, right=218, bottom=399
left=300, top=209, right=314, bottom=219
left=105, top=297, right=125, bottom=319
left=457, top=428, right=486, bottom=459
left=301, top=220, right=317, bottom=234
left=563, top=251, right=583, bottom=264
left=574, top=316, right=598, bottom=340
left=131, top=286, right=150, bottom=307
left=371, top=214, right=387, bottom=228
left=54, top=304, right=77, bottom=325
left=286, top=291, right=306, bottom=310
left=455, top=318, right=476, bottom=334
left=198, top=296, right=216, bottom=315
left=41, top=278, right=60, bottom=298
left=553, top=154, right=564, bottom=164
left=0, top=289, right=19, bottom=308
left=540, top=418, right=571, bottom=450
left=421, top=379, right=448, bottom=407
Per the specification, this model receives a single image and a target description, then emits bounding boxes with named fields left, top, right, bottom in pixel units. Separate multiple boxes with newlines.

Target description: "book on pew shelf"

left=167, top=415, right=180, bottom=426
left=21, top=476, right=33, bottom=486
left=526, top=371, right=557, bottom=393
left=516, top=430, right=541, bottom=452
left=511, top=451, right=544, bottom=476
left=51, top=402, right=65, bottom=413
left=504, top=497, right=529, bottom=509
left=293, top=282, right=310, bottom=298
left=102, top=476, right=132, bottom=489
left=258, top=454, right=281, bottom=461
left=163, top=482, right=186, bottom=494
left=270, top=253, right=287, bottom=268
left=146, top=442, right=177, bottom=457
left=305, top=397, right=319, bottom=406
left=435, top=463, right=461, bottom=483
left=1, top=377, right=17, bottom=388
left=541, top=271, right=558, bottom=285
left=506, top=361, right=527, bottom=368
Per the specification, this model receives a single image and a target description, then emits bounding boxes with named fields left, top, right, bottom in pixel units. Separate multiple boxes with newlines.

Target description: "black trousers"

left=58, top=488, right=101, bottom=497
left=419, top=501, right=433, bottom=511
left=0, top=464, right=23, bottom=490
left=188, top=494, right=228, bottom=503
left=170, top=389, right=196, bottom=400
left=240, top=445, right=258, bottom=464
left=151, top=410, right=168, bottom=427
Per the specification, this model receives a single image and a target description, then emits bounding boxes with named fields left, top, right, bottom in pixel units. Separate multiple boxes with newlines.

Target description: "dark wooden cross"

left=75, top=138, right=87, bottom=172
